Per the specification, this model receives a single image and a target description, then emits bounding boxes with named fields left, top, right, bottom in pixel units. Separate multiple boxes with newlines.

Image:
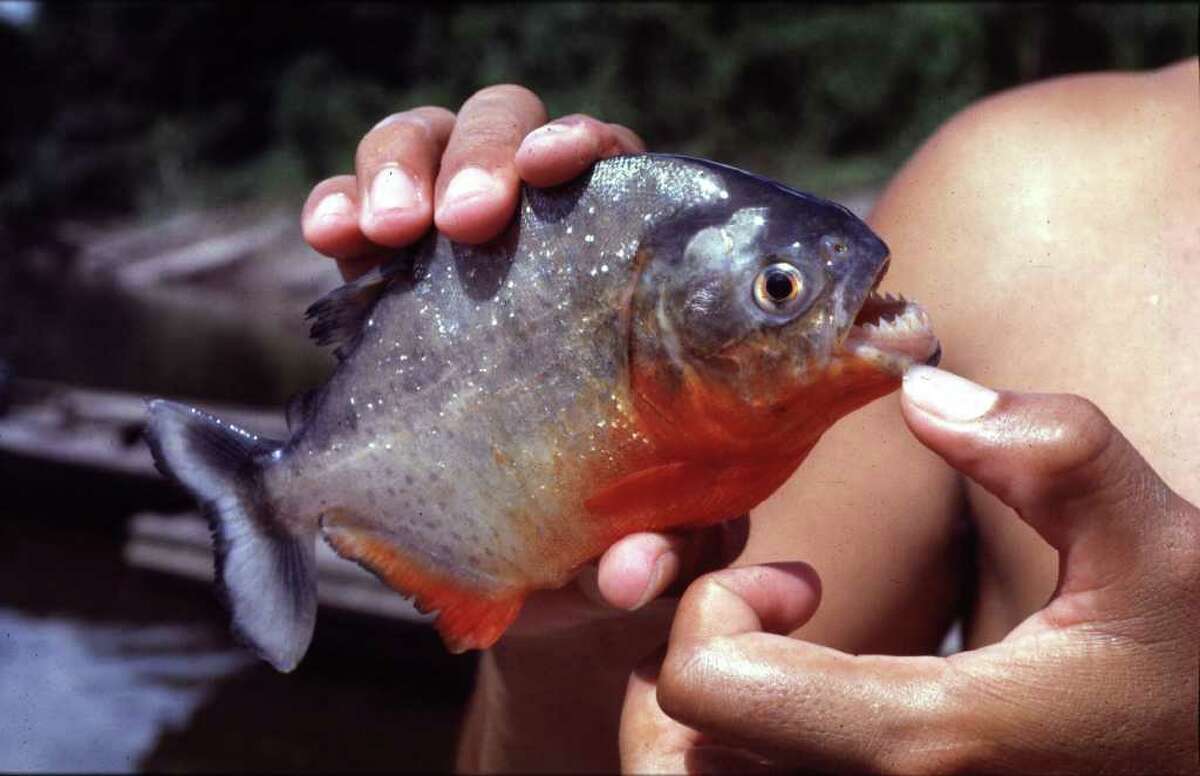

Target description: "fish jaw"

left=835, top=291, right=941, bottom=376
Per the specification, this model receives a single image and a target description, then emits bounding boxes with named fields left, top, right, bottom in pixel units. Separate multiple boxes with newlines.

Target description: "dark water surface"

left=0, top=453, right=476, bottom=771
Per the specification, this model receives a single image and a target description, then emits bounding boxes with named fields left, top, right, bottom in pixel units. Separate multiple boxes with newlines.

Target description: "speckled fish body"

left=146, top=154, right=939, bottom=671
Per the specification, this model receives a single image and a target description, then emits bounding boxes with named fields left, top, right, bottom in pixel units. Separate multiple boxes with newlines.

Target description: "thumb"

left=900, top=366, right=1197, bottom=605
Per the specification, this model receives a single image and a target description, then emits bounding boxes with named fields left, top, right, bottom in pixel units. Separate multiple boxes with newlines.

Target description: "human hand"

left=504, top=517, right=749, bottom=641
left=299, top=84, right=645, bottom=280
left=622, top=366, right=1200, bottom=773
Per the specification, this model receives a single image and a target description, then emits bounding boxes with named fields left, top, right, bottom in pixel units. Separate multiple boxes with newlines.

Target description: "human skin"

left=299, top=60, right=1199, bottom=771
left=624, top=370, right=1199, bottom=772
left=621, top=57, right=1200, bottom=771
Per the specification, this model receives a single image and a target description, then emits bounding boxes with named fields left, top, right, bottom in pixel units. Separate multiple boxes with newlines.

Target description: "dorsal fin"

left=304, top=266, right=392, bottom=360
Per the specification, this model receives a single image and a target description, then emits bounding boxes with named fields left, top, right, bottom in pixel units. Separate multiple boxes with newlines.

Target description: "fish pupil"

left=765, top=270, right=795, bottom=302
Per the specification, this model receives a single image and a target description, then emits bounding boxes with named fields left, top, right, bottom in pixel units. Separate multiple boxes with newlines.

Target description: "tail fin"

left=145, top=399, right=317, bottom=672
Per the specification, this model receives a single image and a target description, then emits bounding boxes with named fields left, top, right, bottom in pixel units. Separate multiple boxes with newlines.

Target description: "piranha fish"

left=146, top=154, right=939, bottom=671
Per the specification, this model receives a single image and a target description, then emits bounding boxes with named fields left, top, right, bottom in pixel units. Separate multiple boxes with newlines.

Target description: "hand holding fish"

left=299, top=87, right=720, bottom=641
left=621, top=368, right=1200, bottom=773
left=301, top=84, right=644, bottom=278
left=296, top=88, right=753, bottom=647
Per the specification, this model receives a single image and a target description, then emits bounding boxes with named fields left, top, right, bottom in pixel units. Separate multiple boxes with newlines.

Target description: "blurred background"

left=0, top=2, right=1195, bottom=771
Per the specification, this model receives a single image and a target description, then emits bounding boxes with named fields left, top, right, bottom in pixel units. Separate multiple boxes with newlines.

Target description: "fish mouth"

left=838, top=291, right=941, bottom=375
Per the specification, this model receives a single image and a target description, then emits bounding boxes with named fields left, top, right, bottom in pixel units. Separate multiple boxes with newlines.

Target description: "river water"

left=0, top=456, right=475, bottom=772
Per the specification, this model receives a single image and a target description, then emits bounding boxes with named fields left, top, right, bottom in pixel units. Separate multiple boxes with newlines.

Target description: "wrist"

left=457, top=603, right=675, bottom=772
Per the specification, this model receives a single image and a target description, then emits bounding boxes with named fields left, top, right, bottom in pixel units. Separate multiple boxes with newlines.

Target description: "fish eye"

left=753, top=262, right=805, bottom=313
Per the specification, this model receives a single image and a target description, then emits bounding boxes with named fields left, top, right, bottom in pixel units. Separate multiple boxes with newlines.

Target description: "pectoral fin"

left=319, top=514, right=525, bottom=653
left=583, top=461, right=726, bottom=535
left=584, top=457, right=804, bottom=539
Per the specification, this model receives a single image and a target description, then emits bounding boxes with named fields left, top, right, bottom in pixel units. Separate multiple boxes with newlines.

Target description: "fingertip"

left=901, top=366, right=999, bottom=426
left=434, top=166, right=519, bottom=244
left=606, top=122, right=647, bottom=154
left=359, top=201, right=433, bottom=249
left=515, top=120, right=600, bottom=187
left=302, top=186, right=376, bottom=261
left=898, top=366, right=1001, bottom=477
left=674, top=563, right=822, bottom=644
left=359, top=165, right=434, bottom=248
left=727, top=563, right=822, bottom=633
left=598, top=533, right=684, bottom=610
left=306, top=227, right=364, bottom=262
left=302, top=193, right=355, bottom=248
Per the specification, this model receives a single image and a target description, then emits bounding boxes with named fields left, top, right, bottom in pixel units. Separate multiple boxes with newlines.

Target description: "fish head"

left=629, top=164, right=939, bottom=458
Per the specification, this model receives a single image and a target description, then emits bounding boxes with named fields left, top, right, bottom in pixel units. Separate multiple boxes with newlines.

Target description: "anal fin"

left=319, top=515, right=524, bottom=652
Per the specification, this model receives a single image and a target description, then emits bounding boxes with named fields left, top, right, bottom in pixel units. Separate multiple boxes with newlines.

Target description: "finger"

left=598, top=532, right=688, bottom=610
left=900, top=366, right=1197, bottom=597
left=619, top=650, right=697, bottom=773
left=515, top=115, right=646, bottom=188
left=597, top=515, right=750, bottom=611
left=301, top=175, right=375, bottom=261
left=620, top=649, right=778, bottom=774
left=435, top=84, right=548, bottom=244
left=356, top=106, right=456, bottom=248
left=657, top=564, right=960, bottom=773
left=606, top=122, right=647, bottom=154
left=666, top=563, right=822, bottom=646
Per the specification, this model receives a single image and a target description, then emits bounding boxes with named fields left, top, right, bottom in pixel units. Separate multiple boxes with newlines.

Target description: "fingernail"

left=524, top=121, right=587, bottom=147
left=630, top=555, right=669, bottom=611
left=441, top=167, right=501, bottom=208
left=903, top=365, right=998, bottom=422
left=368, top=166, right=419, bottom=213
left=312, top=192, right=353, bottom=222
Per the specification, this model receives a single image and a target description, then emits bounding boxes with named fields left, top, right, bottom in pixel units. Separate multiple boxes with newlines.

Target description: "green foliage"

left=1, top=2, right=1196, bottom=232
